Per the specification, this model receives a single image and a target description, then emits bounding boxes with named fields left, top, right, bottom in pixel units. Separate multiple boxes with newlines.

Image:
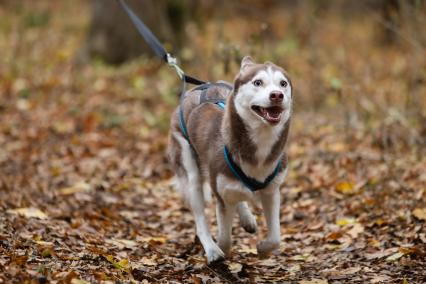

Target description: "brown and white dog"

left=167, top=56, right=292, bottom=263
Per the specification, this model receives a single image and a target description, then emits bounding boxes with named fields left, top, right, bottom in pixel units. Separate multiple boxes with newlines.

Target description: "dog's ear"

left=241, top=56, right=255, bottom=69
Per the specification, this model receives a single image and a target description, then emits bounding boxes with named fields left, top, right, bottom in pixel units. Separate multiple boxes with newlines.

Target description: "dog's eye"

left=280, top=80, right=288, bottom=88
left=253, top=79, right=263, bottom=87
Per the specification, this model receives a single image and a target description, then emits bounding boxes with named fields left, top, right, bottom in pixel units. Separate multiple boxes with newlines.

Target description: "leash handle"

left=117, top=0, right=205, bottom=85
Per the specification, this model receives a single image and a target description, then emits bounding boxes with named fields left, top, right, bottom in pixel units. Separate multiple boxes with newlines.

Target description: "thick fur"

left=167, top=57, right=292, bottom=263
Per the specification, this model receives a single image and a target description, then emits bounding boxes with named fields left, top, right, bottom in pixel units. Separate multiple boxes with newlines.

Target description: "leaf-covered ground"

left=0, top=1, right=425, bottom=283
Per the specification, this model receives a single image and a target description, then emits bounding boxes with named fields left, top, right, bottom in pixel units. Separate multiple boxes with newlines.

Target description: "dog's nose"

left=269, top=91, right=284, bottom=103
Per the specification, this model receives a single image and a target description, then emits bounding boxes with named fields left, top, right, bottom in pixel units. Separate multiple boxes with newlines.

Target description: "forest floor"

left=0, top=1, right=425, bottom=283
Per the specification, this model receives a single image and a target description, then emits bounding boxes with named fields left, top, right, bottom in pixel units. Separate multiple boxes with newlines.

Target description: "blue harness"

left=179, top=83, right=282, bottom=192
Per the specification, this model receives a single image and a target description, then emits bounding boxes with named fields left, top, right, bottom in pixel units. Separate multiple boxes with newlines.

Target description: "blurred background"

left=0, top=0, right=425, bottom=201
left=1, top=0, right=425, bottom=137
left=1, top=0, right=425, bottom=202
left=1, top=1, right=425, bottom=282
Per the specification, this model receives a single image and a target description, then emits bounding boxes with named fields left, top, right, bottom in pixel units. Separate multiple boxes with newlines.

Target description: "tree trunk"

left=81, top=0, right=188, bottom=64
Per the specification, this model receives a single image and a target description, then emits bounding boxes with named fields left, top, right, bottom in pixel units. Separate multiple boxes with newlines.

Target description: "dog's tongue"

left=266, top=107, right=282, bottom=118
left=261, top=106, right=282, bottom=123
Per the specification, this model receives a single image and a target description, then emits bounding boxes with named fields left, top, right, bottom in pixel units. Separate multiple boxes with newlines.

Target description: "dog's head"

left=232, top=56, right=292, bottom=126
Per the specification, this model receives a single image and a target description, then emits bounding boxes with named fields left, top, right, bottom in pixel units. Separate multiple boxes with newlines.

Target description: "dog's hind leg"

left=237, top=202, right=257, bottom=233
left=173, top=134, right=224, bottom=263
left=216, top=201, right=237, bottom=256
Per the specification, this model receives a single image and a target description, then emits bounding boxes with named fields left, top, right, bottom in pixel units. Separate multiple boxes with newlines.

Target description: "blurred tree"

left=377, top=0, right=421, bottom=45
left=80, top=0, right=189, bottom=64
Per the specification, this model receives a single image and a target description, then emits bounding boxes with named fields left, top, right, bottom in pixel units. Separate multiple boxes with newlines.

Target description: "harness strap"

left=179, top=105, right=190, bottom=140
left=224, top=146, right=282, bottom=192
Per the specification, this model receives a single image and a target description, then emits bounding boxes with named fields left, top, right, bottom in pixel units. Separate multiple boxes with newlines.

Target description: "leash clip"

left=166, top=53, right=184, bottom=80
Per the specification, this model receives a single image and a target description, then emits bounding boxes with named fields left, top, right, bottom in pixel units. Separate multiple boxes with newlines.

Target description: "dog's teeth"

left=266, top=112, right=281, bottom=122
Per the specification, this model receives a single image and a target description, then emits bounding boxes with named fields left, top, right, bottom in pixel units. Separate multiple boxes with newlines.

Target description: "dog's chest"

left=217, top=174, right=255, bottom=204
left=216, top=174, right=277, bottom=204
left=250, top=126, right=279, bottom=163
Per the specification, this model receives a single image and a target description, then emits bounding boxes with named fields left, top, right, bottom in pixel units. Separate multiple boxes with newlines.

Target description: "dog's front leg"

left=216, top=201, right=236, bottom=256
left=257, top=187, right=281, bottom=257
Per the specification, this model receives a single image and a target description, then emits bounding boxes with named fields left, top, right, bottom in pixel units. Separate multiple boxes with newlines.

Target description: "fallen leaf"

left=299, top=279, right=328, bottom=284
left=34, top=241, right=54, bottom=246
left=58, top=181, right=91, bottom=195
left=290, top=254, right=311, bottom=262
left=105, top=255, right=131, bottom=270
left=106, top=238, right=137, bottom=249
left=71, top=279, right=90, bottom=284
left=137, top=236, right=168, bottom=245
left=288, top=264, right=301, bottom=273
left=365, top=249, right=396, bottom=260
left=7, top=207, right=48, bottom=219
left=140, top=256, right=157, bottom=266
left=347, top=223, right=364, bottom=238
left=336, top=218, right=356, bottom=226
left=43, top=248, right=53, bottom=257
left=370, top=275, right=391, bottom=283
left=326, top=231, right=344, bottom=241
left=191, top=275, right=202, bottom=284
left=341, top=266, right=361, bottom=275
left=227, top=262, right=242, bottom=273
left=385, top=252, right=405, bottom=261
left=374, top=219, right=386, bottom=226
left=412, top=208, right=426, bottom=221
left=399, top=246, right=422, bottom=256
left=237, top=246, right=257, bottom=255
left=335, top=181, right=356, bottom=195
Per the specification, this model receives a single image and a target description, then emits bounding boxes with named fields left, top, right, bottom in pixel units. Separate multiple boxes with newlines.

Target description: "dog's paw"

left=206, top=246, right=225, bottom=264
left=240, top=215, right=257, bottom=234
left=256, top=240, right=280, bottom=258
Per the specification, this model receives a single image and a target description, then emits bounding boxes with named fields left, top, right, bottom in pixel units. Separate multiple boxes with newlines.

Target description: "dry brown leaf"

left=288, top=264, right=301, bottom=273
left=365, top=250, right=395, bottom=260
left=412, top=208, right=426, bottom=221
left=290, top=254, right=312, bottom=262
left=227, top=262, right=242, bottom=273
left=347, top=223, right=364, bottom=239
left=385, top=252, right=405, bottom=261
left=299, top=279, right=328, bottom=284
left=335, top=181, right=357, bottom=195
left=105, top=255, right=131, bottom=271
left=336, top=218, right=356, bottom=226
left=341, top=266, right=361, bottom=275
left=140, top=256, right=157, bottom=266
left=237, top=246, right=257, bottom=255
left=58, top=181, right=91, bottom=195
left=7, top=207, right=48, bottom=219
left=371, top=275, right=391, bottom=283
left=106, top=238, right=137, bottom=249
left=70, top=279, right=90, bottom=284
left=137, top=236, right=168, bottom=245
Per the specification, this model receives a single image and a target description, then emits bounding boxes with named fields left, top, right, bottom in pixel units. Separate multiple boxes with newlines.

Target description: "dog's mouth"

left=251, top=105, right=284, bottom=124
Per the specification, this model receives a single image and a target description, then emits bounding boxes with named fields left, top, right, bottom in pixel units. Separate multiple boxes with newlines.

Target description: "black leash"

left=117, top=0, right=206, bottom=86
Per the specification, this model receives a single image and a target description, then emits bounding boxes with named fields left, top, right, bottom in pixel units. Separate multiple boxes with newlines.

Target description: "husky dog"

left=167, top=56, right=292, bottom=263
